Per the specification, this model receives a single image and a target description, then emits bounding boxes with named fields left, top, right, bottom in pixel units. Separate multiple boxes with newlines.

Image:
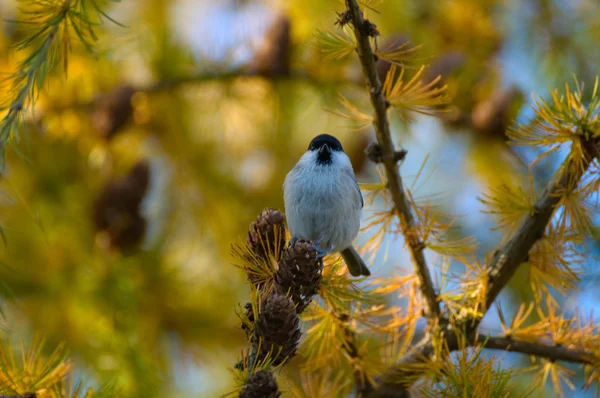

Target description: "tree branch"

left=0, top=394, right=36, bottom=398
left=339, top=3, right=600, bottom=396
left=369, top=138, right=600, bottom=397
left=344, top=0, right=440, bottom=320
left=476, top=334, right=596, bottom=365
left=40, top=69, right=355, bottom=115
left=369, top=328, right=598, bottom=397
left=482, top=138, right=599, bottom=313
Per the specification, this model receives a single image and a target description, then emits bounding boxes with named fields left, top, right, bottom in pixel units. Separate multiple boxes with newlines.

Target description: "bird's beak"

left=319, top=144, right=329, bottom=156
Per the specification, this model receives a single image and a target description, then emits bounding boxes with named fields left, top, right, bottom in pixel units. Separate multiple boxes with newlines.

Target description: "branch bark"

left=0, top=394, right=36, bottom=398
left=476, top=334, right=596, bottom=365
left=482, top=139, right=599, bottom=313
left=40, top=69, right=355, bottom=115
left=369, top=329, right=598, bottom=397
left=344, top=0, right=441, bottom=321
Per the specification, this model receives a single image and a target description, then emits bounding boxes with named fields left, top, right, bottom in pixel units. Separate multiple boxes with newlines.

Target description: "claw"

left=312, top=240, right=330, bottom=259
left=313, top=249, right=326, bottom=258
left=315, top=248, right=329, bottom=259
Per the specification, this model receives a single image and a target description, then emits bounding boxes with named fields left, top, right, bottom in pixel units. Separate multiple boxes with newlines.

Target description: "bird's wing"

left=356, top=180, right=364, bottom=209
left=344, top=169, right=363, bottom=209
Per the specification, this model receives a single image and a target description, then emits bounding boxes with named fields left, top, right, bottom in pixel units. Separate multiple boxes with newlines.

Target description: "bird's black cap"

left=308, top=134, right=344, bottom=152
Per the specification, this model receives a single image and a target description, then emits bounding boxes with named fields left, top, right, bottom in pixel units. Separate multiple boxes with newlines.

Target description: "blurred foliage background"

left=0, top=0, right=598, bottom=396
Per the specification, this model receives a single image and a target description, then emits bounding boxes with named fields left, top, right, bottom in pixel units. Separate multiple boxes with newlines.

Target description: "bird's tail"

left=340, top=246, right=370, bottom=277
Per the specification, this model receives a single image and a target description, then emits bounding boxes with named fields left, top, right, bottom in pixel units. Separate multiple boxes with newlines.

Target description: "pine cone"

left=255, top=293, right=301, bottom=365
left=275, top=239, right=322, bottom=314
left=92, top=85, right=136, bottom=139
left=241, top=302, right=254, bottom=337
left=239, top=370, right=281, bottom=398
left=247, top=208, right=286, bottom=263
left=248, top=14, right=291, bottom=77
left=471, top=86, right=522, bottom=139
left=93, top=161, right=151, bottom=251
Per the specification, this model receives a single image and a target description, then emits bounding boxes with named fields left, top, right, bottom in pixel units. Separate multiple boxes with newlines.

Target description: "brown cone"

left=92, top=85, right=136, bottom=139
left=239, top=370, right=281, bottom=398
left=247, top=208, right=286, bottom=262
left=248, top=14, right=291, bottom=77
left=471, top=86, right=522, bottom=139
left=255, top=293, right=301, bottom=366
left=275, top=239, right=322, bottom=314
left=93, top=161, right=151, bottom=251
left=241, top=302, right=254, bottom=337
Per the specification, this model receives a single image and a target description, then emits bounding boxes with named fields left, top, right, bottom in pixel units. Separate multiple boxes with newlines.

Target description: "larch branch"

left=482, top=138, right=599, bottom=313
left=368, top=138, right=600, bottom=396
left=40, top=69, right=356, bottom=115
left=343, top=0, right=440, bottom=320
left=476, top=334, right=596, bottom=365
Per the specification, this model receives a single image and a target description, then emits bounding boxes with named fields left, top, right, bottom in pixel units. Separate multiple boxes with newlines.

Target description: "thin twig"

left=0, top=394, right=36, bottom=398
left=344, top=0, right=440, bottom=320
left=39, top=69, right=356, bottom=115
left=476, top=334, right=595, bottom=365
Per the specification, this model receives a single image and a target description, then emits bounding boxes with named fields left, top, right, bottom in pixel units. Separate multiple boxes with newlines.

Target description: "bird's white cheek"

left=332, top=151, right=355, bottom=173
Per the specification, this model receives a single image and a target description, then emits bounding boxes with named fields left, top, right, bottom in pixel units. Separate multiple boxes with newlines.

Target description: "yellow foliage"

left=478, top=176, right=537, bottom=237
left=314, top=29, right=356, bottom=61
left=382, top=65, right=449, bottom=121
left=533, top=360, right=576, bottom=398
left=0, top=335, right=71, bottom=396
left=508, top=77, right=600, bottom=168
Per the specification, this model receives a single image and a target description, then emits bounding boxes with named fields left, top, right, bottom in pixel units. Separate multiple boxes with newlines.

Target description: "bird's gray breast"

left=283, top=164, right=361, bottom=252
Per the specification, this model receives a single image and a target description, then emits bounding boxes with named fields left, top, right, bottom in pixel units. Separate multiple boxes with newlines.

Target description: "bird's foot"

left=313, top=246, right=331, bottom=259
left=311, top=240, right=330, bottom=259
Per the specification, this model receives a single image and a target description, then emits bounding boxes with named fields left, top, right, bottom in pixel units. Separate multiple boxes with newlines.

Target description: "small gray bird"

left=283, top=134, right=370, bottom=276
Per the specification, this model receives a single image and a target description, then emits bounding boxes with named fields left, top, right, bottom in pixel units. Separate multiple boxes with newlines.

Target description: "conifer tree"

left=232, top=1, right=600, bottom=397
left=0, top=1, right=598, bottom=397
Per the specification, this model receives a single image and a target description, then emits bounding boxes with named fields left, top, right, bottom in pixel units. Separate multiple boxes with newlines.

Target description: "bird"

left=283, top=134, right=370, bottom=276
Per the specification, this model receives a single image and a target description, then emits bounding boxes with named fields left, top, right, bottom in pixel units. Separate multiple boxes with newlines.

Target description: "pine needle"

left=527, top=226, right=583, bottom=301
left=478, top=179, right=537, bottom=237
left=0, top=0, right=122, bottom=171
left=534, top=360, right=576, bottom=398
left=325, top=94, right=374, bottom=129
left=314, top=29, right=356, bottom=61
left=419, top=339, right=531, bottom=398
left=375, top=41, right=422, bottom=67
left=507, top=76, right=600, bottom=168
left=285, top=370, right=353, bottom=398
left=382, top=65, right=449, bottom=121
left=0, top=335, right=71, bottom=395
